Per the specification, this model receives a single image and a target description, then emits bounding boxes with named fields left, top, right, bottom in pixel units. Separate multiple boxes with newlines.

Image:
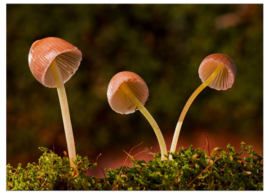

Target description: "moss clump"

left=6, top=142, right=263, bottom=190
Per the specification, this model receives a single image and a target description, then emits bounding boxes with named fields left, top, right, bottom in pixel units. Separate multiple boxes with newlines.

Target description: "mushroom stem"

left=120, top=82, right=168, bottom=161
left=49, top=59, right=77, bottom=173
left=169, top=64, right=224, bottom=160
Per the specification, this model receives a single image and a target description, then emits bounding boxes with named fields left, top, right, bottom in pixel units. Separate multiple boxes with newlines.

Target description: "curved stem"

left=169, top=64, right=224, bottom=160
left=49, top=60, right=77, bottom=174
left=120, top=82, right=168, bottom=161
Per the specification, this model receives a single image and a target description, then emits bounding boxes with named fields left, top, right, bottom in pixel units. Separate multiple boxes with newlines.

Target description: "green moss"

left=6, top=142, right=263, bottom=190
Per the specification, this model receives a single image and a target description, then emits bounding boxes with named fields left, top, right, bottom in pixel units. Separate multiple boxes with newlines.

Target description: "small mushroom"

left=28, top=37, right=82, bottom=173
left=169, top=53, right=237, bottom=160
left=107, top=71, right=168, bottom=160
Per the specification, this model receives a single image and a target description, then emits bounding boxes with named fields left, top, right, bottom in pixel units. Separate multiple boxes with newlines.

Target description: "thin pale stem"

left=169, top=64, right=224, bottom=160
left=120, top=82, right=168, bottom=161
left=49, top=60, right=77, bottom=174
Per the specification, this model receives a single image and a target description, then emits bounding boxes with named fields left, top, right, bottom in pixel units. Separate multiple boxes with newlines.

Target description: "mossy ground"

left=6, top=142, right=263, bottom=190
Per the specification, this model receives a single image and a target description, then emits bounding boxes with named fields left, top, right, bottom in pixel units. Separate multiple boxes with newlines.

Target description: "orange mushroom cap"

left=107, top=71, right=149, bottom=114
left=198, top=53, right=237, bottom=90
left=28, top=37, right=82, bottom=88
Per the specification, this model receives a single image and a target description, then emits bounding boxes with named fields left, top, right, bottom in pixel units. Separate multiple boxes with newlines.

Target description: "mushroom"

left=169, top=53, right=237, bottom=160
left=28, top=37, right=82, bottom=173
left=107, top=71, right=168, bottom=160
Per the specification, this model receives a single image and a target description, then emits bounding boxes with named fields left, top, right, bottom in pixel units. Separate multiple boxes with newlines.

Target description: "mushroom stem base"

left=169, top=64, right=224, bottom=160
left=120, top=82, right=168, bottom=161
left=49, top=60, right=78, bottom=175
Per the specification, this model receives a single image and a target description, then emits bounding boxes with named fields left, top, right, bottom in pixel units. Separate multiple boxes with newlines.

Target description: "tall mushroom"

left=169, top=53, right=237, bottom=160
left=28, top=37, right=82, bottom=173
left=107, top=71, right=168, bottom=160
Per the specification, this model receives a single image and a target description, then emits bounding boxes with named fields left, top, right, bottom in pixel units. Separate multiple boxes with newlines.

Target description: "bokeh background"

left=7, top=4, right=263, bottom=176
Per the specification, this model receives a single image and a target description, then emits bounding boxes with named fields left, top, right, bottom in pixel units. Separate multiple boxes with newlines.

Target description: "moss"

left=6, top=142, right=263, bottom=190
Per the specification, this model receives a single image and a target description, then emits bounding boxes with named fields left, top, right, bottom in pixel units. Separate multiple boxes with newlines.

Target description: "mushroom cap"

left=198, top=53, right=237, bottom=91
left=107, top=71, right=149, bottom=114
left=28, top=37, right=82, bottom=88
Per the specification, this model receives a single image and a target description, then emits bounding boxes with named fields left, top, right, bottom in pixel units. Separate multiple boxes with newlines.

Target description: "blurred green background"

left=7, top=4, right=263, bottom=168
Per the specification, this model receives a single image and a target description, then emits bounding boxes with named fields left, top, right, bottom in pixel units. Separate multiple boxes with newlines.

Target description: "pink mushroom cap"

left=107, top=71, right=149, bottom=114
left=28, top=37, right=82, bottom=88
left=198, top=53, right=237, bottom=91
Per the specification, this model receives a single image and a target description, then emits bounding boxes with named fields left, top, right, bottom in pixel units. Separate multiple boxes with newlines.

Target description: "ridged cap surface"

left=198, top=53, right=237, bottom=90
left=107, top=71, right=149, bottom=114
left=28, top=37, right=82, bottom=88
